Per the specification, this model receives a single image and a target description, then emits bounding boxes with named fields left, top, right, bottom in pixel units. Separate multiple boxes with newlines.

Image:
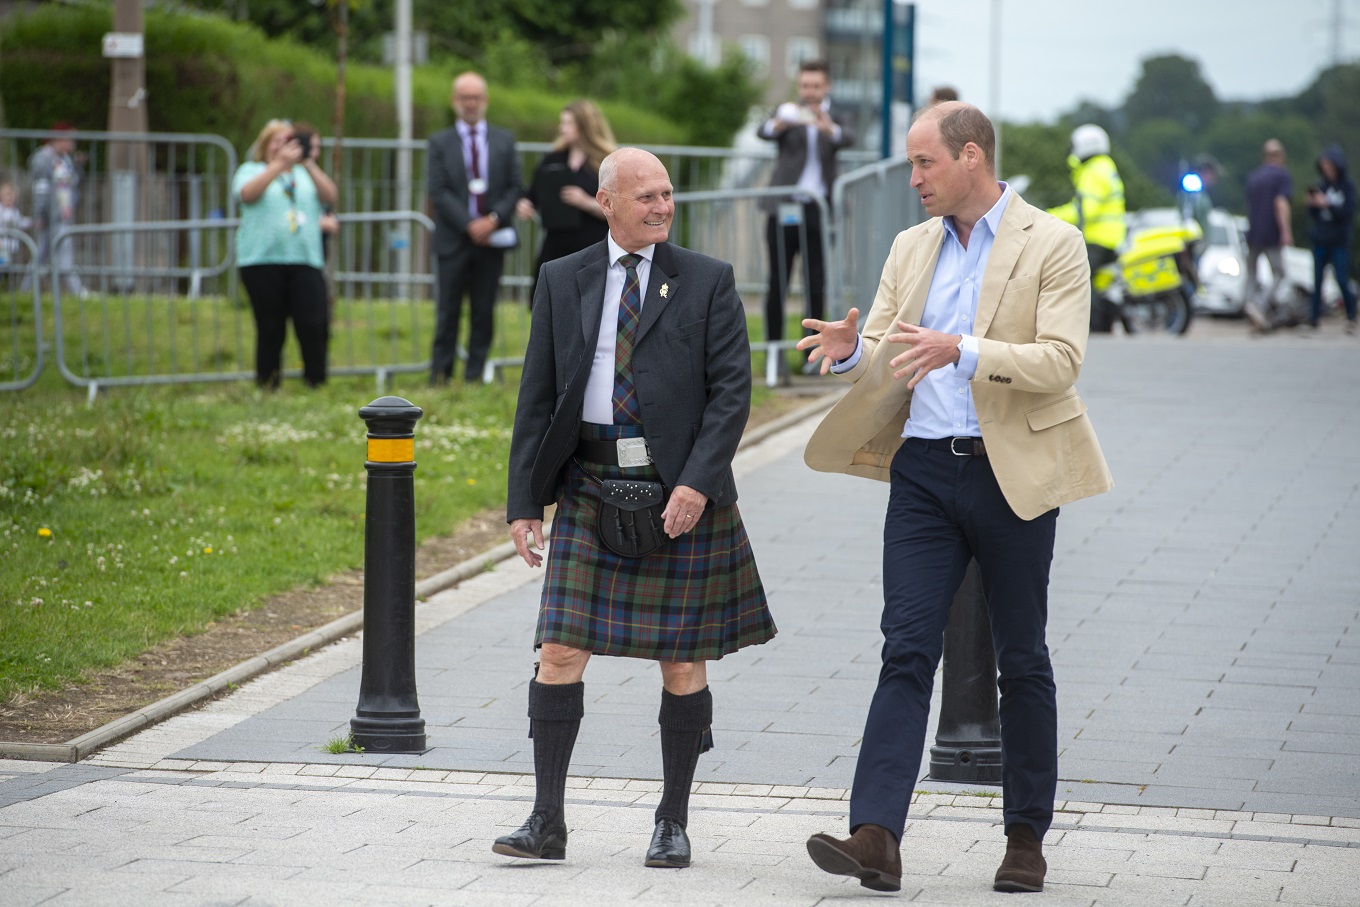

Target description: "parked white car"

left=1130, top=207, right=1348, bottom=317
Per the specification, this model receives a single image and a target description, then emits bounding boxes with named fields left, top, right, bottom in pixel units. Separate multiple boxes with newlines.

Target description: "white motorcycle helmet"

left=1070, top=123, right=1111, bottom=160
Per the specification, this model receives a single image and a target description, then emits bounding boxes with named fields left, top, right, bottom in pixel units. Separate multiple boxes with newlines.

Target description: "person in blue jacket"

left=1305, top=144, right=1357, bottom=332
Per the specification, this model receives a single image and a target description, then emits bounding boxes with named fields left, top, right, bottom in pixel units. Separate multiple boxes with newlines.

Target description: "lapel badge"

left=659, top=283, right=669, bottom=298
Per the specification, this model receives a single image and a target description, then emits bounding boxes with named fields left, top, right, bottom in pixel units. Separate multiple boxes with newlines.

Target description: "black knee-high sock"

left=528, top=679, right=584, bottom=823
left=655, top=686, right=713, bottom=828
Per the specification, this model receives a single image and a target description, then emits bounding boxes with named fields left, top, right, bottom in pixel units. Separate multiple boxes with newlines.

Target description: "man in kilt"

left=498, top=147, right=776, bottom=868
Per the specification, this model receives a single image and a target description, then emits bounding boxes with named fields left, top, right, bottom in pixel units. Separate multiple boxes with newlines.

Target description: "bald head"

left=598, top=147, right=666, bottom=194
left=597, top=147, right=674, bottom=253
left=912, top=101, right=996, bottom=172
left=1263, top=138, right=1285, bottom=164
left=451, top=71, right=488, bottom=126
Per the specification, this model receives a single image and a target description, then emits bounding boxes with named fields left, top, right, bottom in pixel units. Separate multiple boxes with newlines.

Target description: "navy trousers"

left=848, top=437, right=1059, bottom=842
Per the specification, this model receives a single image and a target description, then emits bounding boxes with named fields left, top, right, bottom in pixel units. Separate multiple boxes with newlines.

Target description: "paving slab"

left=4, top=326, right=1360, bottom=904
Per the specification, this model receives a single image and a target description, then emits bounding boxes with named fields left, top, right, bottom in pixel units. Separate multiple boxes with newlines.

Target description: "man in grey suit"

left=757, top=59, right=855, bottom=359
left=427, top=71, right=522, bottom=383
left=497, top=147, right=775, bottom=869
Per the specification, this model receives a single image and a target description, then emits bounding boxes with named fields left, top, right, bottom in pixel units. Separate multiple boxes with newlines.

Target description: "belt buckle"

left=949, top=437, right=974, bottom=457
left=615, top=437, right=652, bottom=468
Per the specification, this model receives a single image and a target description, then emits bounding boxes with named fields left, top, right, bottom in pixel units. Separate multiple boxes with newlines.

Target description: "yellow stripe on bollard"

left=367, top=437, right=414, bottom=463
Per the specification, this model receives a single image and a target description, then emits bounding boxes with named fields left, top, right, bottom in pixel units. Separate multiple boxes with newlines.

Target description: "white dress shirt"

left=764, top=100, right=842, bottom=200
left=583, top=234, right=655, bottom=424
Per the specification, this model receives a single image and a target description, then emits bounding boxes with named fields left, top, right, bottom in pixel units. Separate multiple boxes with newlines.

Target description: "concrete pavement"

left=2, top=322, right=1359, bottom=905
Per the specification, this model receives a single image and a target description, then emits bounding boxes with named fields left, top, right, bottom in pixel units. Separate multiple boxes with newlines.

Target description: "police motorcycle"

left=1093, top=214, right=1201, bottom=335
left=1042, top=123, right=1198, bottom=335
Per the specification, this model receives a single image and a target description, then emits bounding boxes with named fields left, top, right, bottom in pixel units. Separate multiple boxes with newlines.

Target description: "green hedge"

left=0, top=4, right=686, bottom=158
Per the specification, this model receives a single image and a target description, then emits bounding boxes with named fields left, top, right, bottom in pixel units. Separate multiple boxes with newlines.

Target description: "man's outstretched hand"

left=796, top=308, right=860, bottom=375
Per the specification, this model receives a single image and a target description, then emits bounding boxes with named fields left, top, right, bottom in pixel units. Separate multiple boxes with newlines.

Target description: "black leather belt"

left=913, top=436, right=987, bottom=457
left=575, top=436, right=653, bottom=467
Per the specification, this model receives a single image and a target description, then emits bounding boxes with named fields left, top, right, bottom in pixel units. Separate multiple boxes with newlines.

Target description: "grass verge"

left=1, top=372, right=517, bottom=703
left=1, top=314, right=789, bottom=706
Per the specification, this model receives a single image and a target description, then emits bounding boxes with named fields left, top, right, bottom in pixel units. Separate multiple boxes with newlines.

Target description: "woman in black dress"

left=517, top=100, right=616, bottom=302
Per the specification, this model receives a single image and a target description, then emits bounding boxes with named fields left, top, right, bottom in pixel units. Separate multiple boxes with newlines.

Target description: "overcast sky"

left=909, top=0, right=1356, bottom=123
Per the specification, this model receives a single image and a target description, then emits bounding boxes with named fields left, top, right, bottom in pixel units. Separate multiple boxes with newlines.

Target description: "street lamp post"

left=990, top=0, right=1002, bottom=176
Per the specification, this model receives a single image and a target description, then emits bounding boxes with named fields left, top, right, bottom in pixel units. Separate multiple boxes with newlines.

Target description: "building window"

left=786, top=37, right=819, bottom=78
left=740, top=35, right=770, bottom=77
left=688, top=32, right=720, bottom=68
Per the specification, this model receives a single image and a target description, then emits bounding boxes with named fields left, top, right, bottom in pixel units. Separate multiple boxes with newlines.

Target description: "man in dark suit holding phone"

left=427, top=71, right=522, bottom=383
left=757, top=59, right=855, bottom=362
left=497, top=147, right=775, bottom=869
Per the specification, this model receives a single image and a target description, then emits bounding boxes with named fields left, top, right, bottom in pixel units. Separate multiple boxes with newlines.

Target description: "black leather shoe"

left=492, top=812, right=567, bottom=860
left=645, top=817, right=691, bottom=868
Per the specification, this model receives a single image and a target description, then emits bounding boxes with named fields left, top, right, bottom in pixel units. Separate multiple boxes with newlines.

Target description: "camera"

left=292, top=129, right=314, bottom=155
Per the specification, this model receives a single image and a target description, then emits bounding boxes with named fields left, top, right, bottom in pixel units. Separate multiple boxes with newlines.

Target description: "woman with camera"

left=232, top=119, right=338, bottom=388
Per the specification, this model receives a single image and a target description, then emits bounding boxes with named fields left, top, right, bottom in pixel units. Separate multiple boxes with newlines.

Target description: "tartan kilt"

left=536, top=425, right=775, bottom=661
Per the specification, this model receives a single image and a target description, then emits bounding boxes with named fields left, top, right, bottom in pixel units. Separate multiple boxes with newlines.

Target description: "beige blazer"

left=804, top=192, right=1113, bottom=520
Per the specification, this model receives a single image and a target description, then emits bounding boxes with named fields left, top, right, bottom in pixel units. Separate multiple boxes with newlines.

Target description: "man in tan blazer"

left=797, top=102, right=1112, bottom=895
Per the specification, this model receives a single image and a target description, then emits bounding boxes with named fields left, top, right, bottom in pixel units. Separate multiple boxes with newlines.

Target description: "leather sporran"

left=596, top=479, right=667, bottom=558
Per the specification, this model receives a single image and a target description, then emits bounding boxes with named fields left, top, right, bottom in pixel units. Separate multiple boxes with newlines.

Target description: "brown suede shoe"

left=806, top=823, right=902, bottom=892
left=993, top=824, right=1046, bottom=892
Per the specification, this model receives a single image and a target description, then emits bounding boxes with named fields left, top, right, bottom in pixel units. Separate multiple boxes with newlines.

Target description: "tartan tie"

left=612, top=253, right=644, bottom=425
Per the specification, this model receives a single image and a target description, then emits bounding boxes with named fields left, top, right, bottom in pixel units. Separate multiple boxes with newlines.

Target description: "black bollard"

left=929, top=559, right=1001, bottom=783
left=350, top=396, right=427, bottom=754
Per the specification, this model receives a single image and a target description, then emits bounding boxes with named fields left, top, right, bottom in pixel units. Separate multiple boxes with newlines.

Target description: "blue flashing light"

left=1181, top=172, right=1204, bottom=193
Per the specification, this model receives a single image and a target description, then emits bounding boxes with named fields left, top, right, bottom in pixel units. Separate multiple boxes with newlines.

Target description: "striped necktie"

left=612, top=253, right=644, bottom=425
left=466, top=125, right=483, bottom=216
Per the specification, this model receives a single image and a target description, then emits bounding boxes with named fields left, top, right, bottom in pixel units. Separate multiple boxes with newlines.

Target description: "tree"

left=1123, top=54, right=1219, bottom=134
left=169, top=0, right=751, bottom=145
left=1198, top=111, right=1317, bottom=216
left=1122, top=117, right=1194, bottom=193
left=1291, top=63, right=1360, bottom=168
left=1057, top=99, right=1118, bottom=136
left=182, top=0, right=684, bottom=67
left=993, top=121, right=1071, bottom=209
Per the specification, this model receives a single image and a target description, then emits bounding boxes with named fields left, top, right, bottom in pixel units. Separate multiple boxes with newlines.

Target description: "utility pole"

left=394, top=0, right=413, bottom=293
left=330, top=0, right=349, bottom=296
left=106, top=0, right=148, bottom=291
left=331, top=1, right=348, bottom=184
left=1332, top=0, right=1344, bottom=67
left=990, top=0, right=1002, bottom=176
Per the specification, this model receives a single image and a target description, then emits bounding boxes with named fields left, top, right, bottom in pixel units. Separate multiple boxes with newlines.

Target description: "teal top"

left=232, top=161, right=324, bottom=268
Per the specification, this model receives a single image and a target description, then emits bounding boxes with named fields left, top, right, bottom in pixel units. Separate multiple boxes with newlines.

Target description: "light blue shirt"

left=231, top=162, right=324, bottom=269
left=835, top=183, right=1012, bottom=440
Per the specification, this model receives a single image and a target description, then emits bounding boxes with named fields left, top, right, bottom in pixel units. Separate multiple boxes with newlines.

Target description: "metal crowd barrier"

left=480, top=163, right=924, bottom=389
left=0, top=127, right=237, bottom=224
left=37, top=212, right=435, bottom=396
left=0, top=230, right=43, bottom=391
left=326, top=137, right=880, bottom=217
left=833, top=155, right=921, bottom=322
left=470, top=187, right=833, bottom=388
left=0, top=128, right=910, bottom=394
